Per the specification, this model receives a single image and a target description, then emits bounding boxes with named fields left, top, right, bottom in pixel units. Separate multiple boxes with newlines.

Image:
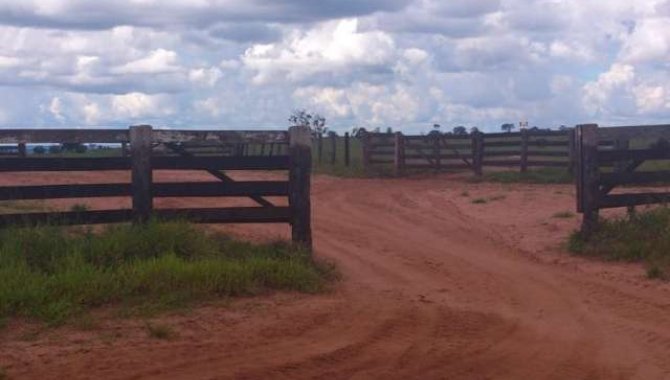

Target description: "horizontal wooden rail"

left=527, top=140, right=568, bottom=147
left=483, top=150, right=521, bottom=157
left=404, top=163, right=470, bottom=170
left=0, top=156, right=290, bottom=172
left=599, top=171, right=670, bottom=187
left=598, top=149, right=670, bottom=163
left=526, top=161, right=568, bottom=167
left=598, top=193, right=670, bottom=209
left=526, top=150, right=568, bottom=157
left=0, top=181, right=289, bottom=201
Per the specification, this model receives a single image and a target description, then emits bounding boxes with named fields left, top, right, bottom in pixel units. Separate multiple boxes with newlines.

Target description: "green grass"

left=481, top=168, right=573, bottom=184
left=568, top=208, right=670, bottom=279
left=553, top=211, right=575, bottom=219
left=0, top=220, right=334, bottom=325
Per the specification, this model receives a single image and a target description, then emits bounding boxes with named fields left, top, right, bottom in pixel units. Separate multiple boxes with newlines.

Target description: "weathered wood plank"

left=598, top=124, right=670, bottom=141
left=598, top=193, right=670, bottom=209
left=598, top=149, right=670, bottom=163
left=0, top=209, right=133, bottom=227
left=288, top=126, right=312, bottom=249
left=154, top=181, right=289, bottom=197
left=130, top=125, right=153, bottom=223
left=0, top=157, right=131, bottom=171
left=152, top=156, right=290, bottom=170
left=599, top=171, right=670, bottom=187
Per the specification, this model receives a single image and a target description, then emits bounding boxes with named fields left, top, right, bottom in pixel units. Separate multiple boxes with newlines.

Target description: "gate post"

left=130, top=125, right=153, bottom=223
left=576, top=124, right=599, bottom=237
left=344, top=132, right=350, bottom=167
left=472, top=131, right=484, bottom=176
left=361, top=130, right=371, bottom=173
left=520, top=129, right=529, bottom=173
left=289, top=126, right=312, bottom=250
left=394, top=132, right=405, bottom=177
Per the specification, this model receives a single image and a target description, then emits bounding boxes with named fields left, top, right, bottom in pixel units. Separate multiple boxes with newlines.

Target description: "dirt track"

left=2, top=173, right=670, bottom=379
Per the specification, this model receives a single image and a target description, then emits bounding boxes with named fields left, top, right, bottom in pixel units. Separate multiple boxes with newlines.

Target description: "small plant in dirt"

left=553, top=211, right=575, bottom=219
left=472, top=198, right=487, bottom=204
left=488, top=195, right=506, bottom=202
left=568, top=207, right=670, bottom=279
left=0, top=220, right=335, bottom=325
left=460, top=191, right=470, bottom=197
left=145, top=322, right=177, bottom=340
left=0, top=366, right=7, bottom=380
left=69, top=203, right=90, bottom=213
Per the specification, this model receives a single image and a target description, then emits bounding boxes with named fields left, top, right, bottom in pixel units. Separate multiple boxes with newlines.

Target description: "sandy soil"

left=1, top=172, right=670, bottom=379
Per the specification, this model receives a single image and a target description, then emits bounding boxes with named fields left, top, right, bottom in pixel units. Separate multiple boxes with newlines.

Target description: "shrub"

left=568, top=208, right=670, bottom=279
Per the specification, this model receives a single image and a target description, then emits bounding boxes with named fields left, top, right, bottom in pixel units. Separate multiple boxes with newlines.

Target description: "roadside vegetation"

left=569, top=207, right=670, bottom=280
left=0, top=220, right=335, bottom=326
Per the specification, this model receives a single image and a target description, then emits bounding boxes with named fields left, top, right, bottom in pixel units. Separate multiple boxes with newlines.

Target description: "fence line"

left=0, top=125, right=313, bottom=249
left=361, top=130, right=584, bottom=176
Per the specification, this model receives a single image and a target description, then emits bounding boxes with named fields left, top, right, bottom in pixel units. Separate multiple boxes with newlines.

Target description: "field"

left=2, top=171, right=670, bottom=379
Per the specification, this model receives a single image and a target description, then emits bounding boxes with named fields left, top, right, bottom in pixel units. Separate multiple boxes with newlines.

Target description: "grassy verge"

left=478, top=168, right=573, bottom=184
left=568, top=208, right=670, bottom=279
left=0, top=221, right=334, bottom=325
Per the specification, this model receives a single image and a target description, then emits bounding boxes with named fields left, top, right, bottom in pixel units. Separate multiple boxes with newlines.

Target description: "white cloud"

left=113, top=48, right=179, bottom=74
left=111, top=92, right=175, bottom=118
left=243, top=18, right=396, bottom=84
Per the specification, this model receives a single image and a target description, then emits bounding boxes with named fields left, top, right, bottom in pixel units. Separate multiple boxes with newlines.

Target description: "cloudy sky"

left=0, top=0, right=668, bottom=133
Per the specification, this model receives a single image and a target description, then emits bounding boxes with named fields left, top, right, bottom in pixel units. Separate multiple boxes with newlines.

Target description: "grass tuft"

left=145, top=322, right=177, bottom=340
left=471, top=198, right=487, bottom=204
left=553, top=211, right=575, bottom=219
left=0, top=220, right=333, bottom=325
left=568, top=208, right=670, bottom=279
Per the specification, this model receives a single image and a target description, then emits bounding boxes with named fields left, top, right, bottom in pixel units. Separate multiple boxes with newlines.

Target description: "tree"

left=48, top=145, right=61, bottom=154
left=470, top=127, right=480, bottom=134
left=452, top=126, right=467, bottom=135
left=385, top=127, right=393, bottom=134
left=61, top=142, right=87, bottom=153
left=33, top=145, right=46, bottom=154
left=288, top=109, right=327, bottom=137
left=501, top=123, right=515, bottom=133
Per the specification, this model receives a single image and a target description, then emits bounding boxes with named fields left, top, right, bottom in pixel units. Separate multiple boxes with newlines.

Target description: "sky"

left=0, top=0, right=668, bottom=134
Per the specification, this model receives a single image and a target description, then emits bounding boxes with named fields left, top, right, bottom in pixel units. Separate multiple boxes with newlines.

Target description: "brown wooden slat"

left=527, top=140, right=568, bottom=147
left=598, top=149, right=670, bottom=163
left=152, top=156, right=290, bottom=170
left=155, top=207, right=291, bottom=223
left=526, top=150, right=569, bottom=157
left=404, top=163, right=470, bottom=170
left=598, top=192, right=670, bottom=209
left=599, top=171, right=670, bottom=187
left=154, top=181, right=288, bottom=197
left=598, top=124, right=670, bottom=140
left=526, top=161, right=569, bottom=167
left=483, top=150, right=522, bottom=157
left=0, top=183, right=129, bottom=200
left=482, top=141, right=521, bottom=147
left=0, top=157, right=131, bottom=171
left=482, top=160, right=520, bottom=166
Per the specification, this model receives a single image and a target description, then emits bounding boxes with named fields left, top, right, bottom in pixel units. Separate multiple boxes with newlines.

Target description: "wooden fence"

left=0, top=125, right=312, bottom=248
left=575, top=123, right=670, bottom=236
left=361, top=129, right=596, bottom=176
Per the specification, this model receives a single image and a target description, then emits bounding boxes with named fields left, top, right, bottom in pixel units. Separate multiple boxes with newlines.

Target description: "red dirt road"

left=2, top=173, right=670, bottom=379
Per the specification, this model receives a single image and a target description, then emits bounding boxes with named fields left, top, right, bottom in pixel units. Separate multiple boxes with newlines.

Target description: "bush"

left=0, top=221, right=333, bottom=325
left=33, top=146, right=46, bottom=154
left=568, top=208, right=670, bottom=279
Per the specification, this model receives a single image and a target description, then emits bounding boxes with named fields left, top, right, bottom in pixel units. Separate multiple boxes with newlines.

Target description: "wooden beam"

left=288, top=125, right=312, bottom=249
left=130, top=125, right=153, bottom=223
